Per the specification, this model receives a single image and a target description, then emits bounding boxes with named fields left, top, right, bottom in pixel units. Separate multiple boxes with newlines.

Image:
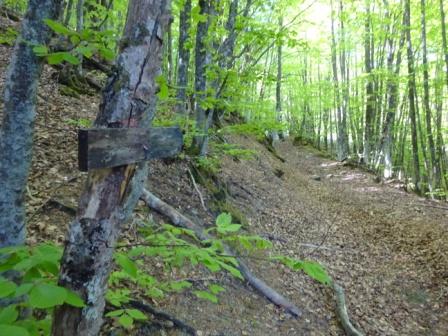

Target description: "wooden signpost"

left=78, top=127, right=183, bottom=171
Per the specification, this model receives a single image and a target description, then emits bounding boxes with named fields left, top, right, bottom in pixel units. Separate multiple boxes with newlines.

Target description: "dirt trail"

left=213, top=137, right=448, bottom=336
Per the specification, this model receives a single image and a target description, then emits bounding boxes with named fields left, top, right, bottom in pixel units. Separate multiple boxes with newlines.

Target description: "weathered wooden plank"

left=78, top=127, right=183, bottom=171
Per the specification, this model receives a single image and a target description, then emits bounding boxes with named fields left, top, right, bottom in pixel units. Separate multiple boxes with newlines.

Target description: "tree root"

left=333, top=283, right=364, bottom=336
left=140, top=188, right=302, bottom=317
left=129, top=300, right=197, bottom=336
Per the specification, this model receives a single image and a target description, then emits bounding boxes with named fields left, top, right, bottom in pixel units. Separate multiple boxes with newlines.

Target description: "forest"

left=0, top=0, right=447, bottom=335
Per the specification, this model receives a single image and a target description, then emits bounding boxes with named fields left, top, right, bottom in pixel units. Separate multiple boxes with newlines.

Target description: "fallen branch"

left=128, top=300, right=197, bottom=336
left=333, top=283, right=363, bottom=336
left=140, top=188, right=302, bottom=317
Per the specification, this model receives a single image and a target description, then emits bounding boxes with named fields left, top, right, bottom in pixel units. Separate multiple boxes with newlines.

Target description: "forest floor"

left=1, top=14, right=448, bottom=336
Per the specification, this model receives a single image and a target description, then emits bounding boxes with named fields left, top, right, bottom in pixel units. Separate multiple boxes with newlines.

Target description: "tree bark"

left=0, top=0, right=63, bottom=248
left=420, top=0, right=438, bottom=190
left=404, top=0, right=421, bottom=191
left=363, top=1, right=375, bottom=165
left=52, top=1, right=171, bottom=335
left=192, top=0, right=212, bottom=155
left=175, top=0, right=192, bottom=115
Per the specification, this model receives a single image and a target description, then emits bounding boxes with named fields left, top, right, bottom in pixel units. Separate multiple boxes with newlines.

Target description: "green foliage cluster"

left=2, top=0, right=27, bottom=13
left=222, top=120, right=286, bottom=141
left=33, top=19, right=116, bottom=66
left=0, top=244, right=84, bottom=336
left=0, top=27, right=18, bottom=46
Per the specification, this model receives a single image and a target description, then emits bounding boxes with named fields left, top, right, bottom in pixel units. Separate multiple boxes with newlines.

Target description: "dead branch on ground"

left=140, top=188, right=302, bottom=317
left=333, top=283, right=364, bottom=336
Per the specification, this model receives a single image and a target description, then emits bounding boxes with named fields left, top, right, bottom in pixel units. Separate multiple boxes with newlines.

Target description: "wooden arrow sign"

left=78, top=127, right=183, bottom=172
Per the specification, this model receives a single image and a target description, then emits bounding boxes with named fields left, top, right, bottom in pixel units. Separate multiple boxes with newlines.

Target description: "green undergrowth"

left=0, top=213, right=331, bottom=334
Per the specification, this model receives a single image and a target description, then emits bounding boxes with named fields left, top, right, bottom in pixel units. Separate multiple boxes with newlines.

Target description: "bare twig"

left=187, top=168, right=207, bottom=211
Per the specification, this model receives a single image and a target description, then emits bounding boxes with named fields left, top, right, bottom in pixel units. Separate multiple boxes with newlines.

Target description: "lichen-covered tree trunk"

left=192, top=0, right=211, bottom=155
left=51, top=1, right=171, bottom=335
left=175, top=0, right=192, bottom=115
left=0, top=0, right=63, bottom=248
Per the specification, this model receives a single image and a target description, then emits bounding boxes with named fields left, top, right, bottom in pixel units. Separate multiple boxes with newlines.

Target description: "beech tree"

left=0, top=0, right=63, bottom=248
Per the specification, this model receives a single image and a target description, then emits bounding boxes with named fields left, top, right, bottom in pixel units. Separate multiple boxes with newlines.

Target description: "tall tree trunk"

left=338, top=0, right=349, bottom=158
left=167, top=18, right=173, bottom=85
left=404, top=0, right=421, bottom=191
left=440, top=0, right=448, bottom=88
left=363, top=1, right=375, bottom=165
left=176, top=0, right=192, bottom=115
left=377, top=0, right=405, bottom=179
left=52, top=1, right=171, bottom=335
left=192, top=0, right=212, bottom=155
left=420, top=0, right=438, bottom=190
left=330, top=1, right=348, bottom=160
left=276, top=16, right=282, bottom=115
left=0, top=0, right=63, bottom=248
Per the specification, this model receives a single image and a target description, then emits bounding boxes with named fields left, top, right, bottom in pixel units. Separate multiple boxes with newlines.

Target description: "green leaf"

left=115, top=254, right=138, bottom=279
left=77, top=46, right=94, bottom=58
left=99, top=47, right=115, bottom=61
left=146, top=287, right=164, bottom=299
left=218, top=261, right=243, bottom=280
left=217, top=224, right=241, bottom=234
left=0, top=325, right=29, bottom=336
left=43, top=19, right=73, bottom=35
left=64, top=290, right=85, bottom=308
left=105, top=309, right=124, bottom=317
left=32, top=45, right=48, bottom=56
left=46, top=52, right=66, bottom=65
left=70, top=35, right=81, bottom=45
left=216, top=213, right=232, bottom=227
left=63, top=53, right=81, bottom=65
left=302, top=261, right=331, bottom=286
left=126, top=309, right=147, bottom=320
left=155, top=75, right=169, bottom=99
left=170, top=280, right=192, bottom=292
left=209, top=284, right=225, bottom=295
left=29, top=283, right=67, bottom=309
left=0, top=305, right=18, bottom=324
left=0, top=278, right=17, bottom=298
left=194, top=290, right=218, bottom=303
left=118, top=314, right=133, bottom=329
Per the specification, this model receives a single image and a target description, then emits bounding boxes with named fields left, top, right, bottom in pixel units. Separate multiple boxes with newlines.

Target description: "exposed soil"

left=1, top=14, right=447, bottom=336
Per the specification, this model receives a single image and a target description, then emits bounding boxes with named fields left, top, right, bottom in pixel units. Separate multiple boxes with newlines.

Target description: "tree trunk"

left=363, top=0, right=375, bottom=165
left=377, top=0, right=405, bottom=179
left=52, top=1, right=171, bottom=335
left=192, top=0, right=211, bottom=155
left=404, top=0, right=421, bottom=191
left=420, top=0, right=438, bottom=190
left=175, top=0, right=192, bottom=115
left=0, top=0, right=63, bottom=248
